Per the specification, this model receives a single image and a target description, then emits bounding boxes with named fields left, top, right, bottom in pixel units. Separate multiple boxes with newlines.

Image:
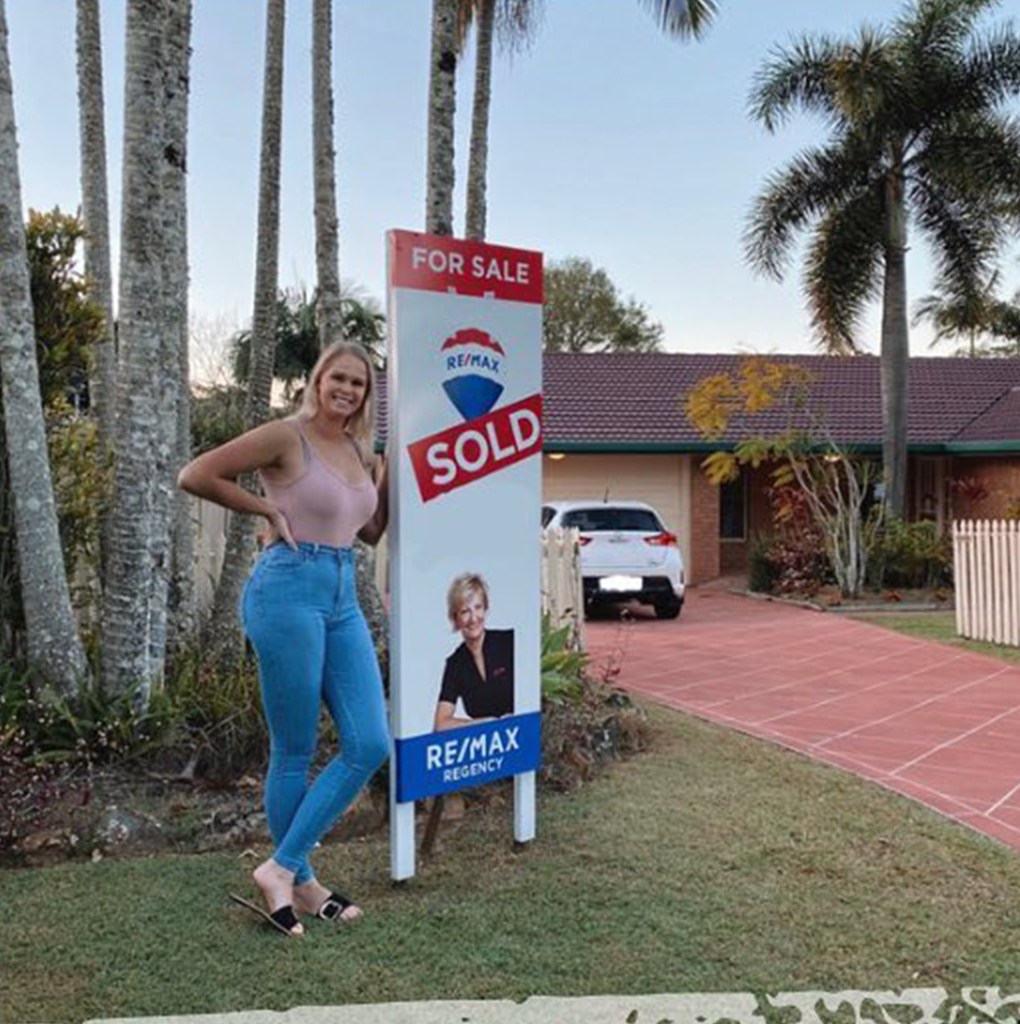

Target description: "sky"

left=7, top=0, right=1020, bottom=371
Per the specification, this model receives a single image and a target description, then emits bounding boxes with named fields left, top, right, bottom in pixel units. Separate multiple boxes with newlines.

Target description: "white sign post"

left=386, top=230, right=543, bottom=881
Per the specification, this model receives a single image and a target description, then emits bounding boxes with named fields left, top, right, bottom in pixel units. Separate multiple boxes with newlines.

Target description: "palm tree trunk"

left=880, top=161, right=909, bottom=519
left=464, top=0, right=494, bottom=241
left=426, top=0, right=458, bottom=236
left=0, top=0, right=89, bottom=696
left=203, top=0, right=285, bottom=661
left=101, top=0, right=174, bottom=703
left=312, top=0, right=342, bottom=348
left=75, top=0, right=116, bottom=582
left=163, top=0, right=194, bottom=656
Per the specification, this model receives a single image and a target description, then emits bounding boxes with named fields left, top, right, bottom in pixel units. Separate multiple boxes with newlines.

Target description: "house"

left=537, top=353, right=1020, bottom=585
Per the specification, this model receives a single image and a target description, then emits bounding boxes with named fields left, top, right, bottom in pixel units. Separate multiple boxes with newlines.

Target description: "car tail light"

left=578, top=534, right=592, bottom=546
left=644, top=532, right=677, bottom=547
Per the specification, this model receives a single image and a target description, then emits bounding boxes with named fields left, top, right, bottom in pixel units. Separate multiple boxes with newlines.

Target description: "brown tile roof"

left=542, top=353, right=1020, bottom=450
left=375, top=353, right=1020, bottom=451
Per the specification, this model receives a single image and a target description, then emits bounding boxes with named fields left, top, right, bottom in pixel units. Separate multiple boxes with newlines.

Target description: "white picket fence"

left=952, top=520, right=1020, bottom=647
left=541, top=527, right=585, bottom=648
left=193, top=500, right=586, bottom=646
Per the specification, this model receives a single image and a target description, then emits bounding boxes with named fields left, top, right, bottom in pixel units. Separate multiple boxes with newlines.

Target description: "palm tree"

left=426, top=0, right=460, bottom=236
left=745, top=0, right=1020, bottom=517
left=914, top=271, right=1020, bottom=356
left=163, top=0, right=194, bottom=654
left=101, top=0, right=178, bottom=702
left=0, top=0, right=89, bottom=695
left=203, top=0, right=285, bottom=659
left=458, top=0, right=543, bottom=241
left=75, top=0, right=115, bottom=579
left=312, top=0, right=342, bottom=346
left=229, top=286, right=385, bottom=400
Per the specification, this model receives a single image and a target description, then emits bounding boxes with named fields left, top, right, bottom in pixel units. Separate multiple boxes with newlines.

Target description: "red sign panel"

left=407, top=394, right=543, bottom=503
left=389, top=230, right=543, bottom=304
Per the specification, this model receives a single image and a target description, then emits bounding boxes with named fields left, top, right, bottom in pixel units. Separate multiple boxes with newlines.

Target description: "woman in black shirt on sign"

left=433, top=573, right=514, bottom=731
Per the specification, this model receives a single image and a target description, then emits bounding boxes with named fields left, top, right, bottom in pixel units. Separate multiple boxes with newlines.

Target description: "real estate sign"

left=386, top=230, right=543, bottom=880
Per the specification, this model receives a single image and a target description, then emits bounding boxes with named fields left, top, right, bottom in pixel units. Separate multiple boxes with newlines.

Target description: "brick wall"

left=689, top=464, right=720, bottom=584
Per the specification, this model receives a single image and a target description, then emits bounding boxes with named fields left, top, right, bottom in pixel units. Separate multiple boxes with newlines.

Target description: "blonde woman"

left=178, top=340, right=388, bottom=936
left=433, top=573, right=514, bottom=731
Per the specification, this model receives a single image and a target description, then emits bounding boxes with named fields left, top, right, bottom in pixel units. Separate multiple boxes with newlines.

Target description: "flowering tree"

left=685, top=356, right=884, bottom=598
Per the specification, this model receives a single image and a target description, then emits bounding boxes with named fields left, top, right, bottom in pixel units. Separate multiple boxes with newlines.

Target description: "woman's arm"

left=177, top=420, right=297, bottom=546
left=433, top=700, right=494, bottom=731
left=357, top=452, right=389, bottom=546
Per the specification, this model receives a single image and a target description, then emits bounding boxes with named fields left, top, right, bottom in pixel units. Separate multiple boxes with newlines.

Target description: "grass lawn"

left=3, top=704, right=1020, bottom=1023
left=850, top=611, right=1020, bottom=667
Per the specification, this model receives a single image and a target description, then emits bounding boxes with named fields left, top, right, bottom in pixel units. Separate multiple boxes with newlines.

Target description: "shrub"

left=164, top=648, right=268, bottom=782
left=0, top=729, right=62, bottom=855
left=747, top=533, right=778, bottom=593
left=871, top=517, right=953, bottom=590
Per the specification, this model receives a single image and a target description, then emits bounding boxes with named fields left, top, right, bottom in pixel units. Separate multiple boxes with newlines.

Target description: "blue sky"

left=7, top=0, right=1020, bottom=363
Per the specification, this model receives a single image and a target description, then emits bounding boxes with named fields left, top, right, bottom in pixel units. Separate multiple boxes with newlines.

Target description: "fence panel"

left=540, top=527, right=585, bottom=649
left=953, top=520, right=1020, bottom=647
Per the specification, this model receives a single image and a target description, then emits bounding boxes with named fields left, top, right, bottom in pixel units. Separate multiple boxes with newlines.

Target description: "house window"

left=719, top=472, right=746, bottom=540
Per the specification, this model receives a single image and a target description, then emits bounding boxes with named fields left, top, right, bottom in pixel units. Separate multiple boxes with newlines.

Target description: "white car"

left=542, top=500, right=685, bottom=619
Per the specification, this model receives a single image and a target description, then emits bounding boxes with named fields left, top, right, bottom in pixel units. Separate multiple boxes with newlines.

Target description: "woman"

left=178, top=340, right=389, bottom=937
left=433, top=573, right=514, bottom=731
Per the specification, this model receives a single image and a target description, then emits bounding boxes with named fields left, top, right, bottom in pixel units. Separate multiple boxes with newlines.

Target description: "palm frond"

left=896, top=0, right=998, bottom=54
left=638, top=0, right=718, bottom=41
left=909, top=173, right=1001, bottom=299
left=495, top=0, right=544, bottom=55
left=955, top=27, right=1020, bottom=109
left=803, top=191, right=884, bottom=354
left=749, top=35, right=842, bottom=132
left=745, top=137, right=877, bottom=280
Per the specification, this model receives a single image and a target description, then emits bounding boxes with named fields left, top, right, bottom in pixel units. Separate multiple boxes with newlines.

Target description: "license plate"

left=599, top=575, right=641, bottom=592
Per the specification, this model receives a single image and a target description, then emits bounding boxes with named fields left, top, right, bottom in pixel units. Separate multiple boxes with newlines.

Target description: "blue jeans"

left=241, top=542, right=389, bottom=885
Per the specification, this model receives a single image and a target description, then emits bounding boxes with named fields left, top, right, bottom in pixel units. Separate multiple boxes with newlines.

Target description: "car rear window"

left=561, top=508, right=663, bottom=532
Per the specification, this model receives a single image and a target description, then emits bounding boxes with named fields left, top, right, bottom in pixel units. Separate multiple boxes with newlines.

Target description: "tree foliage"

left=543, top=257, right=663, bottom=354
left=25, top=208, right=104, bottom=407
left=685, top=357, right=884, bottom=598
left=229, top=286, right=385, bottom=400
left=1, top=209, right=107, bottom=671
left=913, top=273, right=1020, bottom=357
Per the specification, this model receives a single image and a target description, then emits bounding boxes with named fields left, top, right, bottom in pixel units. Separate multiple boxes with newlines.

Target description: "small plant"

left=540, top=612, right=586, bottom=705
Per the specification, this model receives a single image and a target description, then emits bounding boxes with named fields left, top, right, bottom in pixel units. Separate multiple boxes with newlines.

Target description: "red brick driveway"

left=584, top=589, right=1020, bottom=853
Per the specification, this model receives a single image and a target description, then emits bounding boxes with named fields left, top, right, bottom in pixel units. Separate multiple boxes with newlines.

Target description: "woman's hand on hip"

left=261, top=507, right=297, bottom=550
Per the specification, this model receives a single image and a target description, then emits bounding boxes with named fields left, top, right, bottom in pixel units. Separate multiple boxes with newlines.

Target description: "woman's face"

left=454, top=590, right=487, bottom=643
left=316, top=353, right=368, bottom=421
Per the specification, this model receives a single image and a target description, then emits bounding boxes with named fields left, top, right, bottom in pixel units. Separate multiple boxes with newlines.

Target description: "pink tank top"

left=259, top=427, right=378, bottom=548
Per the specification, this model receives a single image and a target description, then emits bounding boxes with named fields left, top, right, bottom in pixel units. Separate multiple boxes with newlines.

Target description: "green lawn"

left=850, top=610, right=1020, bottom=667
left=3, top=704, right=1020, bottom=1023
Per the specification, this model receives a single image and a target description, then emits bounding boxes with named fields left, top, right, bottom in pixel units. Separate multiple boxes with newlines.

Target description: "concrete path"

left=585, top=589, right=1020, bottom=852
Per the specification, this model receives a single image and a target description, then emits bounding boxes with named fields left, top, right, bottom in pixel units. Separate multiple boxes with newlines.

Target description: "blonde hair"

left=447, top=572, right=489, bottom=628
left=296, top=340, right=376, bottom=457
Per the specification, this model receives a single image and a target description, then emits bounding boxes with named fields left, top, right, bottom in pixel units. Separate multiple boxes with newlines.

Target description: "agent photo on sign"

left=433, top=572, right=515, bottom=731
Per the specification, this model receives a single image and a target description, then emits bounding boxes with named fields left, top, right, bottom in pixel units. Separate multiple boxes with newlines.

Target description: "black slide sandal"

left=229, top=893, right=303, bottom=936
left=316, top=891, right=359, bottom=922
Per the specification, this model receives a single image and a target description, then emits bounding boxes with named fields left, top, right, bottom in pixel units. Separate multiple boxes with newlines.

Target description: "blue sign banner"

left=394, top=712, right=541, bottom=803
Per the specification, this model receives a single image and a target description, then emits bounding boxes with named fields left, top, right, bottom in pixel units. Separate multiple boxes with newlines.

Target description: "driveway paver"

left=584, top=589, right=1020, bottom=852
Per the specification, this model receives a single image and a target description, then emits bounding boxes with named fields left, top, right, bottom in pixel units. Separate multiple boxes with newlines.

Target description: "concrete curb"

left=81, top=988, right=1018, bottom=1024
